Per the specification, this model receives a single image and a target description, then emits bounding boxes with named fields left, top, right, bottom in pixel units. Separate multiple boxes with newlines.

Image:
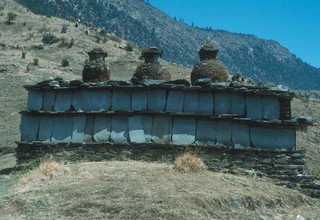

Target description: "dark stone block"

left=214, top=93, right=231, bottom=114
left=152, top=116, right=172, bottom=144
left=195, top=120, right=216, bottom=145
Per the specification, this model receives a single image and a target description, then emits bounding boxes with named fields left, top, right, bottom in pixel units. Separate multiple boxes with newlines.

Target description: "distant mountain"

left=17, top=0, right=320, bottom=89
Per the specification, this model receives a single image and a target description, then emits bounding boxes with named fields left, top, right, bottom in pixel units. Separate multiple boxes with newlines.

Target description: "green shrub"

left=0, top=4, right=5, bottom=11
left=68, top=38, right=74, bottom=48
left=6, top=12, right=17, bottom=25
left=22, top=51, right=26, bottom=59
left=124, top=42, right=134, bottom=52
left=61, top=24, right=68, bottom=33
left=61, top=58, right=69, bottom=67
left=33, top=58, right=39, bottom=66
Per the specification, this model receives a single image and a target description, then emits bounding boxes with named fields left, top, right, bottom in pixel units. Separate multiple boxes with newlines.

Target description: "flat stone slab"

left=196, top=120, right=216, bottom=145
left=152, top=116, right=172, bottom=144
left=20, top=115, right=40, bottom=142
left=27, top=90, right=43, bottom=111
left=51, top=117, right=73, bottom=142
left=73, top=91, right=111, bottom=112
left=251, top=127, right=295, bottom=150
left=83, top=116, right=94, bottom=143
left=111, top=116, right=129, bottom=144
left=216, top=121, right=232, bottom=145
left=141, top=115, right=153, bottom=143
left=232, top=123, right=250, bottom=148
left=38, top=117, right=54, bottom=141
left=112, top=89, right=131, bottom=111
left=214, top=93, right=231, bottom=114
left=231, top=93, right=245, bottom=116
left=131, top=90, right=148, bottom=111
left=172, top=118, right=196, bottom=145
left=42, top=91, right=56, bottom=111
left=246, top=96, right=263, bottom=120
left=53, top=92, right=72, bottom=112
left=93, top=116, right=111, bottom=143
left=128, top=116, right=146, bottom=144
left=166, top=90, right=184, bottom=112
left=198, top=92, right=213, bottom=115
left=183, top=91, right=199, bottom=114
left=71, top=116, right=86, bottom=143
left=148, top=89, right=166, bottom=112
left=262, top=97, right=280, bottom=120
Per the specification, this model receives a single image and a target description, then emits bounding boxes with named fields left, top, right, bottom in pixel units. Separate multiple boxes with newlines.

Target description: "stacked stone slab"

left=21, top=81, right=301, bottom=149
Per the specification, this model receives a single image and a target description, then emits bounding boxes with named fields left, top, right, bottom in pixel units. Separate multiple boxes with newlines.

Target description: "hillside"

left=16, top=0, right=320, bottom=90
left=1, top=161, right=320, bottom=219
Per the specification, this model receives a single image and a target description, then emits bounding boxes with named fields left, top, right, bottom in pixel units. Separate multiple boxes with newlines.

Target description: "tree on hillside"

left=6, top=12, right=17, bottom=25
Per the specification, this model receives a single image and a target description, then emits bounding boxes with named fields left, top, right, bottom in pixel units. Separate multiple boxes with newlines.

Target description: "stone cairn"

left=191, top=42, right=229, bottom=85
left=132, top=47, right=171, bottom=82
left=82, top=48, right=110, bottom=82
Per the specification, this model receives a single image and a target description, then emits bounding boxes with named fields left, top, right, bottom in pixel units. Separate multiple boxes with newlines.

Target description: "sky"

left=149, top=0, right=320, bottom=68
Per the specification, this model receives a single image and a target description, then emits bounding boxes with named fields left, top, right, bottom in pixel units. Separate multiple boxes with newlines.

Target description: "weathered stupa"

left=191, top=42, right=228, bottom=85
left=132, top=47, right=171, bottom=81
left=82, top=48, right=110, bottom=82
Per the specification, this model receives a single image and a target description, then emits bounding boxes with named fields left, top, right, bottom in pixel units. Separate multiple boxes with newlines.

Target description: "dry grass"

left=18, top=158, right=69, bottom=186
left=174, top=153, right=207, bottom=172
left=0, top=161, right=318, bottom=219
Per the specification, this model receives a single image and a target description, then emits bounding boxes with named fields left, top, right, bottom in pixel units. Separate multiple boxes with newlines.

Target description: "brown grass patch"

left=18, top=158, right=70, bottom=186
left=174, top=153, right=207, bottom=172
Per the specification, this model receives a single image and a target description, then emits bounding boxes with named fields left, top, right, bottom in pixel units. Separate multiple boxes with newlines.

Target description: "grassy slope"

left=1, top=161, right=320, bottom=219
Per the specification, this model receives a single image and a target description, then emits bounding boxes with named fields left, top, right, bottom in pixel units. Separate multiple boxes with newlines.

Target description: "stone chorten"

left=82, top=48, right=110, bottom=83
left=132, top=47, right=171, bottom=81
left=190, top=42, right=228, bottom=85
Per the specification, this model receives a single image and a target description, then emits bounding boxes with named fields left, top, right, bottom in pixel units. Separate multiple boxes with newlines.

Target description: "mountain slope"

left=16, top=0, right=320, bottom=89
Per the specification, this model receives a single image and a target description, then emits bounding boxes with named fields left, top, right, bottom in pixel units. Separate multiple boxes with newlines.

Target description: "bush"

left=124, top=42, right=134, bottom=52
left=22, top=51, right=26, bottom=59
left=42, top=33, right=60, bottom=44
left=6, top=12, right=17, bottom=25
left=68, top=38, right=74, bottom=48
left=61, top=58, right=69, bottom=67
left=61, top=24, right=68, bottom=33
left=174, top=153, right=207, bottom=172
left=33, top=58, right=39, bottom=66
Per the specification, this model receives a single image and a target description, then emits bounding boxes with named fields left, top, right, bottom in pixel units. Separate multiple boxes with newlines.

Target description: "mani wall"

left=20, top=80, right=299, bottom=150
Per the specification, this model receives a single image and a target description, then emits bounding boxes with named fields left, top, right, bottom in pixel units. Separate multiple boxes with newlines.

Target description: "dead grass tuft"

left=174, top=153, right=207, bottom=172
left=37, top=159, right=68, bottom=175
left=18, top=157, right=70, bottom=186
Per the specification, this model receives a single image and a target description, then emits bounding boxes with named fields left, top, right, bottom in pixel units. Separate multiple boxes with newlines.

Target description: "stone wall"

left=26, top=85, right=288, bottom=120
left=20, top=113, right=297, bottom=150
